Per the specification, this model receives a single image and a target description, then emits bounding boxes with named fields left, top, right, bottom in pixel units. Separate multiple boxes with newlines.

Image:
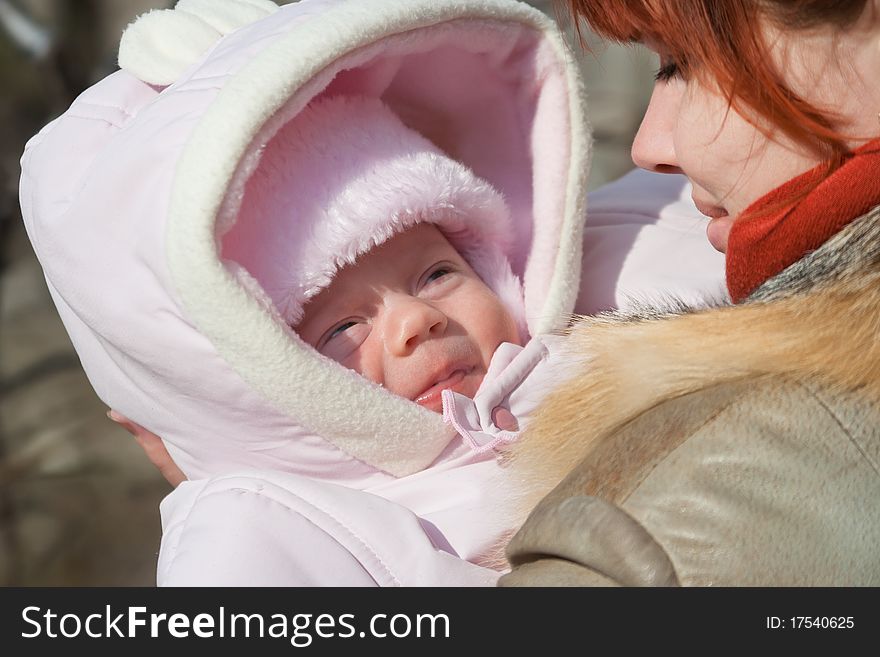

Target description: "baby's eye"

left=317, top=319, right=370, bottom=363
left=418, top=263, right=460, bottom=300
left=425, top=267, right=452, bottom=284
left=327, top=320, right=358, bottom=341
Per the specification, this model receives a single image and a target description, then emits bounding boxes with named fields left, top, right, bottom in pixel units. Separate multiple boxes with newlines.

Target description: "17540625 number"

left=766, top=617, right=854, bottom=630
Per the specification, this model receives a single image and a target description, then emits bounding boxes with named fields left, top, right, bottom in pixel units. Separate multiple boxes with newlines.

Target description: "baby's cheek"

left=489, top=297, right=522, bottom=347
left=467, top=301, right=517, bottom=361
left=340, top=342, right=384, bottom=387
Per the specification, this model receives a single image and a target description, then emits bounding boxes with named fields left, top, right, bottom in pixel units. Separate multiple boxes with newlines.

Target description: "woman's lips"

left=414, top=368, right=470, bottom=413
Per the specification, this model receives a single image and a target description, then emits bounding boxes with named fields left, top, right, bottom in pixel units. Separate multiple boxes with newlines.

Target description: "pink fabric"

left=441, top=335, right=575, bottom=455
left=158, top=473, right=499, bottom=586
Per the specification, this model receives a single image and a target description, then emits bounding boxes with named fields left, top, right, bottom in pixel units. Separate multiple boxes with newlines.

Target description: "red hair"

left=563, top=0, right=868, bottom=175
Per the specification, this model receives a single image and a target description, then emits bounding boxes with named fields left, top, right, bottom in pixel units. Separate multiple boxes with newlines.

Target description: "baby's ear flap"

left=118, top=9, right=221, bottom=86
left=118, top=0, right=278, bottom=86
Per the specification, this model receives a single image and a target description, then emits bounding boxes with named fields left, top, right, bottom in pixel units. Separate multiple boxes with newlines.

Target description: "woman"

left=501, top=0, right=880, bottom=586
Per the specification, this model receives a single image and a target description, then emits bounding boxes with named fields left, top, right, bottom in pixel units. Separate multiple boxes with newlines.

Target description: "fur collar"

left=509, top=205, right=880, bottom=511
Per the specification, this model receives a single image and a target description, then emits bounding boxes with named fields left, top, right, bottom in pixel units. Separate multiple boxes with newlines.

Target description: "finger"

left=107, top=410, right=188, bottom=487
left=107, top=409, right=142, bottom=437
left=140, top=433, right=188, bottom=487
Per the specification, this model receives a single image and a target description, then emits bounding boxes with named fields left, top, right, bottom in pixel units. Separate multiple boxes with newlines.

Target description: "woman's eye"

left=654, top=60, right=682, bottom=82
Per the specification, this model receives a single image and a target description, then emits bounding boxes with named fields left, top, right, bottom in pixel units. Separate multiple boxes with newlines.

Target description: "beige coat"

left=501, top=205, right=880, bottom=586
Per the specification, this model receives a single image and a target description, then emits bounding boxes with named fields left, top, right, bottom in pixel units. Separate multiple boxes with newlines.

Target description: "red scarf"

left=726, top=138, right=880, bottom=303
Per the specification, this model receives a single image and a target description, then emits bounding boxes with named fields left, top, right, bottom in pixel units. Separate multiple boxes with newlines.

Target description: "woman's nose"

left=631, top=83, right=683, bottom=174
left=384, top=297, right=448, bottom=356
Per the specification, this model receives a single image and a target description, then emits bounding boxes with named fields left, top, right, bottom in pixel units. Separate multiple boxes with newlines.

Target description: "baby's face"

left=296, top=224, right=521, bottom=412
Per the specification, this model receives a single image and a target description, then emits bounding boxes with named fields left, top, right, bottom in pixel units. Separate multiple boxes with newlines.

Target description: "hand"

left=108, top=410, right=187, bottom=487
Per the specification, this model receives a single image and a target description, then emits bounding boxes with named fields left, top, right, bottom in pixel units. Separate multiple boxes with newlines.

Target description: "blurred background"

left=0, top=0, right=655, bottom=585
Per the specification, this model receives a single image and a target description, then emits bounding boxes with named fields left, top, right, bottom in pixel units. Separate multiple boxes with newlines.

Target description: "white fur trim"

left=539, top=35, right=590, bottom=336
left=166, top=0, right=585, bottom=477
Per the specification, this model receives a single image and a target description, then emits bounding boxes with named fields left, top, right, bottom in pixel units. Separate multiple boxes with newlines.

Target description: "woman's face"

left=632, top=12, right=879, bottom=252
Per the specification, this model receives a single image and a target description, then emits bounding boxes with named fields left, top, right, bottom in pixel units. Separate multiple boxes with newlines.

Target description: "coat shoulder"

left=631, top=378, right=880, bottom=585
left=508, top=377, right=880, bottom=586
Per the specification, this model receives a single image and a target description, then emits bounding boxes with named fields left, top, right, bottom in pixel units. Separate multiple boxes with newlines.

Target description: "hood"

left=19, top=0, right=589, bottom=482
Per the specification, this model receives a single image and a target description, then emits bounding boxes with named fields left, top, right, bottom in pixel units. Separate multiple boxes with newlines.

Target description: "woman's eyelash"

left=654, top=61, right=681, bottom=82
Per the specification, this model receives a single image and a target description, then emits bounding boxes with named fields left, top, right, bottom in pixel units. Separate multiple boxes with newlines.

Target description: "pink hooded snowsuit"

left=19, top=0, right=723, bottom=586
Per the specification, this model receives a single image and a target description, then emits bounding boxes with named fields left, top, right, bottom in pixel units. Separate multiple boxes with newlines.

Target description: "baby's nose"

left=385, top=297, right=447, bottom=356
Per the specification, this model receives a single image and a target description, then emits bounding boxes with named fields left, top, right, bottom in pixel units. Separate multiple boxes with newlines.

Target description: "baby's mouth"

left=414, top=367, right=473, bottom=413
